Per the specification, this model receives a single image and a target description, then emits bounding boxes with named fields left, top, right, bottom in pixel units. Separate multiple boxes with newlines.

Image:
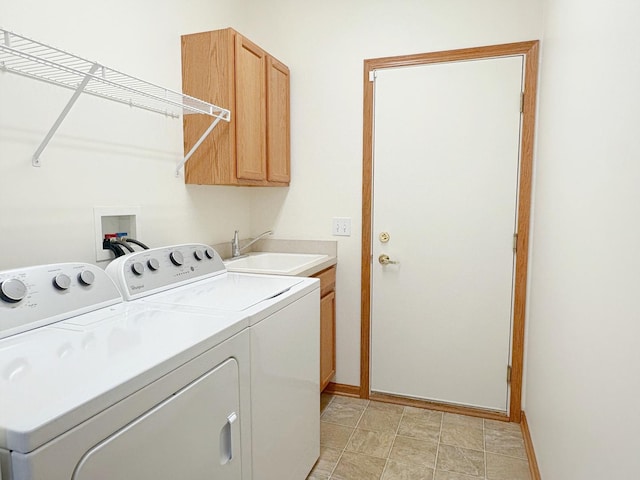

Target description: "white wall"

left=0, top=0, right=251, bottom=269
left=238, top=0, right=543, bottom=385
left=524, top=0, right=640, bottom=478
left=6, top=1, right=640, bottom=476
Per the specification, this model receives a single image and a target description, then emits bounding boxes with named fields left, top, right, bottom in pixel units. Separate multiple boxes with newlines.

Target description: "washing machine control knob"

left=53, top=273, right=71, bottom=290
left=194, top=249, right=204, bottom=261
left=0, top=278, right=27, bottom=303
left=147, top=258, right=160, bottom=271
left=170, top=251, right=184, bottom=266
left=131, top=262, right=145, bottom=276
left=78, top=270, right=95, bottom=286
left=205, top=247, right=216, bottom=259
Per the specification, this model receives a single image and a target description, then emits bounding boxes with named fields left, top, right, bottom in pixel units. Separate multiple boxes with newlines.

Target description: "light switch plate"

left=332, top=217, right=351, bottom=236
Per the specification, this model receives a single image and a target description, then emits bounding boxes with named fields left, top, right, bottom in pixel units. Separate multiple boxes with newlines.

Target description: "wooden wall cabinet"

left=181, top=28, right=290, bottom=186
left=313, top=266, right=336, bottom=391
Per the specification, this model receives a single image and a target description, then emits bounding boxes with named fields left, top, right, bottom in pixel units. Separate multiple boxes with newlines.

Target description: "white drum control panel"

left=105, top=244, right=226, bottom=301
left=0, top=263, right=122, bottom=339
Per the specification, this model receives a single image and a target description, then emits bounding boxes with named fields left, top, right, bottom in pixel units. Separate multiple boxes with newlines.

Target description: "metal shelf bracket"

left=32, top=63, right=100, bottom=166
left=175, top=112, right=230, bottom=176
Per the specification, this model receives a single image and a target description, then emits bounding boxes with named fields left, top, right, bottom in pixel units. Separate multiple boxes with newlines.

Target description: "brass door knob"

left=378, top=254, right=399, bottom=265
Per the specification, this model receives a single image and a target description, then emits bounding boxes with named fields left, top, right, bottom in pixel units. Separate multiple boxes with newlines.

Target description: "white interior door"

left=370, top=56, right=524, bottom=412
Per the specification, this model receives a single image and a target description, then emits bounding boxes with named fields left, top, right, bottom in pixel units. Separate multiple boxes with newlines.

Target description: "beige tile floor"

left=307, top=393, right=531, bottom=480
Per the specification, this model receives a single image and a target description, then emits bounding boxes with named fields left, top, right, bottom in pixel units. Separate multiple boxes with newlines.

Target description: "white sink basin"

left=224, top=252, right=330, bottom=275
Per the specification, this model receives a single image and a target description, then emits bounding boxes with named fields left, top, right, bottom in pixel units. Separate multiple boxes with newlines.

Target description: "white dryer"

left=106, top=243, right=321, bottom=480
left=0, top=262, right=251, bottom=480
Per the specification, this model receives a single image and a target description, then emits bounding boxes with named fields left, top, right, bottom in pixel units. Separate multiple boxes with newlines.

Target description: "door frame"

left=360, top=41, right=539, bottom=423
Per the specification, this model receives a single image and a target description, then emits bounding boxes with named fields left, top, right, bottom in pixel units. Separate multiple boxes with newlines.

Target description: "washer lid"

left=0, top=303, right=248, bottom=453
left=142, top=272, right=305, bottom=312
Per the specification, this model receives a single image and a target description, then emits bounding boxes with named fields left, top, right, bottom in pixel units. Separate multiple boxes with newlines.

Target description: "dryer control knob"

left=0, top=278, right=27, bottom=303
left=78, top=270, right=95, bottom=286
left=53, top=273, right=71, bottom=290
left=170, top=251, right=184, bottom=266
left=194, top=249, right=204, bottom=261
left=131, top=262, right=145, bottom=276
left=147, top=258, right=160, bottom=271
left=205, top=247, right=216, bottom=259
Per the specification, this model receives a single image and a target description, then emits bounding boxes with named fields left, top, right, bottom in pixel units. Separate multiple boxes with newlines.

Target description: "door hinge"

left=513, top=233, right=518, bottom=253
left=520, top=92, right=525, bottom=113
left=507, top=365, right=512, bottom=383
left=369, top=70, right=376, bottom=82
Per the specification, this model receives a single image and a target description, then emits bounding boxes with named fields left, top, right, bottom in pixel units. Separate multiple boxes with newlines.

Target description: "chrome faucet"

left=231, top=230, right=273, bottom=258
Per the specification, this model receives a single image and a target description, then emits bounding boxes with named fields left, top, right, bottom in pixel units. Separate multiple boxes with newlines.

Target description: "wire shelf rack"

left=0, top=28, right=230, bottom=171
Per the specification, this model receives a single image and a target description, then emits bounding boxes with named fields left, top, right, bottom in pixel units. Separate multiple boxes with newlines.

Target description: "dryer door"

left=73, top=358, right=241, bottom=480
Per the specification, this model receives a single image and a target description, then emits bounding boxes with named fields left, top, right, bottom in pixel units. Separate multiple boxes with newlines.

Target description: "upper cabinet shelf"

left=0, top=28, right=230, bottom=171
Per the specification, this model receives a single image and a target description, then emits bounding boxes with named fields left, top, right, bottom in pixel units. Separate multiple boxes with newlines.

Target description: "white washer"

left=106, top=244, right=321, bottom=480
left=0, top=262, right=251, bottom=480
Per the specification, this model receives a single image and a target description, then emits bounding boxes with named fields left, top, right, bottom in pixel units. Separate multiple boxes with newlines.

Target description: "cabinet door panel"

left=235, top=35, right=266, bottom=181
left=320, top=291, right=336, bottom=391
left=266, top=57, right=290, bottom=184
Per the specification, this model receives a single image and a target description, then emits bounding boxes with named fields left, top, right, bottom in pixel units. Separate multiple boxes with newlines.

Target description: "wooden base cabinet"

left=314, top=266, right=336, bottom=391
left=181, top=28, right=290, bottom=186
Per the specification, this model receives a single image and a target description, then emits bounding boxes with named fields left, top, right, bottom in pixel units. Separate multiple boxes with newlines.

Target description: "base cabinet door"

left=320, top=291, right=336, bottom=391
left=313, top=266, right=336, bottom=391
